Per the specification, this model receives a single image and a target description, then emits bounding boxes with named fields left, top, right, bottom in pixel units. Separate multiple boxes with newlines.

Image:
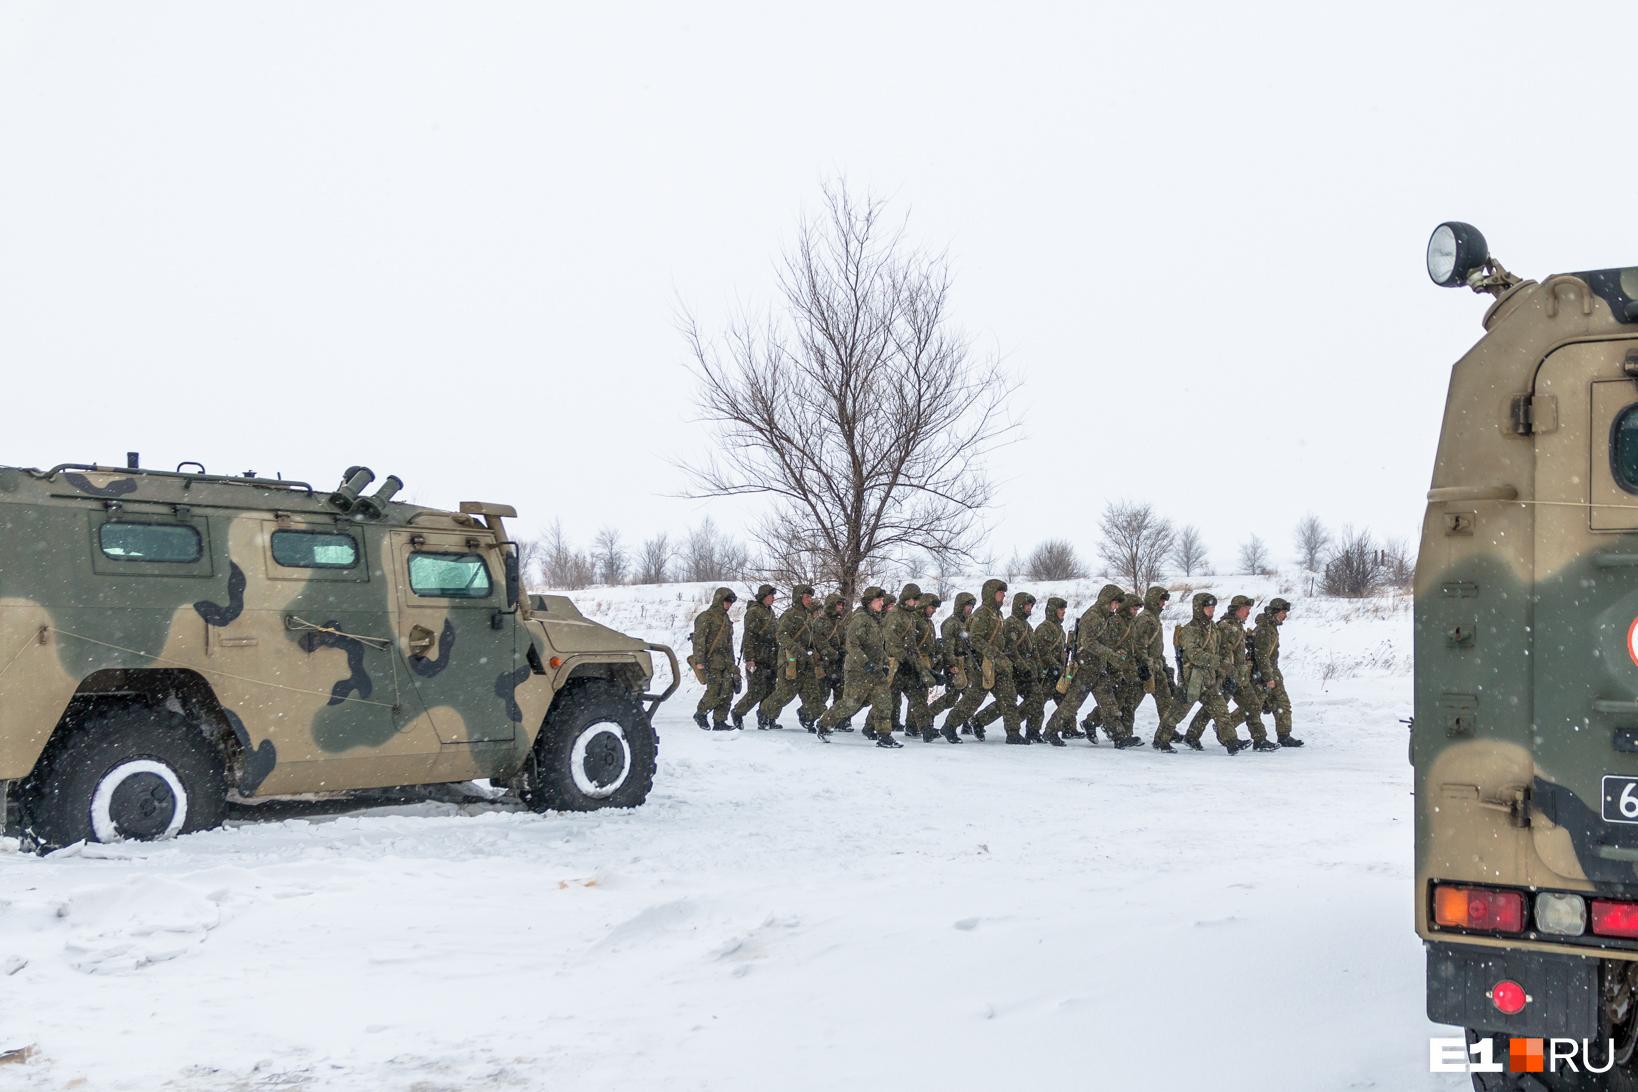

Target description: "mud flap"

left=1427, top=941, right=1599, bottom=1039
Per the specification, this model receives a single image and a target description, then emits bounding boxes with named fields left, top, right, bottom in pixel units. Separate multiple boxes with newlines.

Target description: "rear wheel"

left=19, top=706, right=227, bottom=851
left=525, top=684, right=656, bottom=812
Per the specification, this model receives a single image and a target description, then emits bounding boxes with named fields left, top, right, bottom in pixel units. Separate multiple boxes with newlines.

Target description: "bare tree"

left=634, top=533, right=672, bottom=585
left=515, top=536, right=546, bottom=592
left=1169, top=524, right=1207, bottom=576
left=591, top=527, right=627, bottom=586
left=1026, top=539, right=1085, bottom=581
left=681, top=517, right=752, bottom=583
left=1098, top=501, right=1174, bottom=591
left=1381, top=537, right=1415, bottom=590
left=1294, top=515, right=1331, bottom=572
left=1323, top=526, right=1385, bottom=597
left=539, top=519, right=594, bottom=590
left=1237, top=535, right=1272, bottom=575
left=680, top=180, right=1016, bottom=601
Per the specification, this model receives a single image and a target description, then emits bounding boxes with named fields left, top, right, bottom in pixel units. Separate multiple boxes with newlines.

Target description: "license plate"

left=1602, top=775, right=1638, bottom=824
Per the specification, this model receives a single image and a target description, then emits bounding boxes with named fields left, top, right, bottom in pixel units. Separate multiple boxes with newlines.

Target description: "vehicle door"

left=388, top=529, right=518, bottom=744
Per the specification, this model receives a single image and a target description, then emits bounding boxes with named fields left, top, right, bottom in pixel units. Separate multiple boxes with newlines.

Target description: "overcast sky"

left=2, top=2, right=1632, bottom=577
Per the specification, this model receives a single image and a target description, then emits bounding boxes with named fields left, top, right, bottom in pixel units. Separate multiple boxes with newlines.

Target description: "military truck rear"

left=1417, top=224, right=1638, bottom=1083
left=0, top=461, right=677, bottom=850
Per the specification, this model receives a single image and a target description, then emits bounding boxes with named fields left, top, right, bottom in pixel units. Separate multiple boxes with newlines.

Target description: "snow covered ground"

left=0, top=575, right=1463, bottom=1091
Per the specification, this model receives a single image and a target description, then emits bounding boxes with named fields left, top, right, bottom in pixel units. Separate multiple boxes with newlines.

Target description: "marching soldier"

left=1251, top=597, right=1304, bottom=748
left=823, top=592, right=853, bottom=729
left=910, top=594, right=947, bottom=742
left=758, top=584, right=824, bottom=732
left=815, top=586, right=902, bottom=747
left=883, top=583, right=932, bottom=740
left=1197, top=594, right=1276, bottom=752
left=1109, top=592, right=1146, bottom=741
left=689, top=586, right=739, bottom=730
left=1153, top=592, right=1245, bottom=754
left=964, top=579, right=1028, bottom=744
left=1049, top=585, right=1124, bottom=744
left=1130, top=586, right=1174, bottom=732
left=998, top=592, right=1043, bottom=743
left=731, top=584, right=778, bottom=730
left=934, top=591, right=977, bottom=741
left=1032, top=596, right=1070, bottom=746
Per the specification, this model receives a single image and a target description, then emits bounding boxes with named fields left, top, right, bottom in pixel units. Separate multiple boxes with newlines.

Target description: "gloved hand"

left=920, top=668, right=938, bottom=688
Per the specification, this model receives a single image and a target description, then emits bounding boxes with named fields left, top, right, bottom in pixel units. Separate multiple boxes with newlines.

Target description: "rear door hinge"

left=1510, top=393, right=1558, bottom=435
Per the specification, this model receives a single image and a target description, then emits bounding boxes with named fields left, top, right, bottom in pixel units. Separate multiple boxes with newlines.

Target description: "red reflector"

left=1490, top=979, right=1528, bottom=1015
left=1433, top=884, right=1525, bottom=934
left=1590, top=900, right=1638, bottom=938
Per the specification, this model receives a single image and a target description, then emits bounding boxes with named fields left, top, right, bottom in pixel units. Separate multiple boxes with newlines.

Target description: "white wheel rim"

left=570, top=723, right=632, bottom=799
left=90, top=759, right=189, bottom=842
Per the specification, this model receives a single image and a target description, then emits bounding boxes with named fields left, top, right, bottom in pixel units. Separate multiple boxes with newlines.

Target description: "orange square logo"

left=1509, top=1038, right=1545, bottom=1073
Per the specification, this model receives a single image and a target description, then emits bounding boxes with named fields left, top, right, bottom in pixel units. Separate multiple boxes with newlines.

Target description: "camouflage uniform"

left=997, top=593, right=1043, bottom=741
left=909, top=594, right=947, bottom=741
left=731, top=584, right=778, bottom=728
left=884, top=583, right=933, bottom=737
left=815, top=587, right=901, bottom=746
left=1109, top=594, right=1146, bottom=738
left=934, top=592, right=977, bottom=739
left=1194, top=594, right=1269, bottom=749
left=952, top=578, right=1024, bottom=742
left=758, top=584, right=824, bottom=730
left=1047, top=585, right=1129, bottom=744
left=817, top=593, right=847, bottom=707
left=1130, top=586, right=1174, bottom=731
left=1251, top=597, right=1302, bottom=747
left=1155, top=592, right=1241, bottom=752
left=1030, top=596, right=1069, bottom=744
left=690, top=586, right=739, bottom=728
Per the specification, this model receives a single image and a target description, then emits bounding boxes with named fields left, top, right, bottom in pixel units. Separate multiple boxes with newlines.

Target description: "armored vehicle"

left=1418, top=224, right=1638, bottom=1083
left=0, top=460, right=677, bottom=850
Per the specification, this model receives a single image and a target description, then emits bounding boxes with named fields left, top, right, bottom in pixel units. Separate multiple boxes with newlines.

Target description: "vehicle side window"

left=271, top=530, right=359, bottom=569
left=98, top=522, right=202, bottom=563
left=1614, top=404, right=1638, bottom=494
left=408, top=552, right=492, bottom=598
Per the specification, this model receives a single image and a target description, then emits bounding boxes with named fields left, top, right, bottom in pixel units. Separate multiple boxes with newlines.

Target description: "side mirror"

left=503, top=549, right=521, bottom=609
left=1427, top=222, right=1490, bottom=288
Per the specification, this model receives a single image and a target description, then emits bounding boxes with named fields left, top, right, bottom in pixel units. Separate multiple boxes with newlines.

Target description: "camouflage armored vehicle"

left=0, top=460, right=677, bottom=850
left=1418, top=223, right=1638, bottom=1082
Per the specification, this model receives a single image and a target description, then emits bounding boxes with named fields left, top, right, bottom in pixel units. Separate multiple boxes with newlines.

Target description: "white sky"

left=2, top=1, right=1633, bottom=575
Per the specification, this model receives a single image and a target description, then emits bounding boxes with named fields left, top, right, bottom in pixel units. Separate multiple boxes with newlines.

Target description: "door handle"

left=407, top=624, right=436, bottom=658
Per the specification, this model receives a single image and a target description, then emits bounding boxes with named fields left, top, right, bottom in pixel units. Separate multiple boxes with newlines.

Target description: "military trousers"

left=817, top=670, right=894, bottom=734
left=968, top=659, right=1022, bottom=734
left=759, top=664, right=827, bottom=727
left=1016, top=670, right=1049, bottom=733
left=732, top=662, right=775, bottom=720
left=892, top=667, right=933, bottom=731
left=1157, top=672, right=1235, bottom=746
left=1258, top=676, right=1293, bottom=739
left=1132, top=670, right=1172, bottom=732
left=695, top=668, right=736, bottom=724
left=1046, top=660, right=1100, bottom=736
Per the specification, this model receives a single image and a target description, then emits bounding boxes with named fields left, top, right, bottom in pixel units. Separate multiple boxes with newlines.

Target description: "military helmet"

left=1017, top=591, right=1036, bottom=606
left=755, top=583, right=777, bottom=602
left=898, top=582, right=922, bottom=602
left=792, top=583, right=816, bottom=600
left=1268, top=597, right=1292, bottom=613
left=1228, top=594, right=1254, bottom=609
left=1194, top=592, right=1217, bottom=608
left=861, top=585, right=887, bottom=605
left=922, top=593, right=942, bottom=610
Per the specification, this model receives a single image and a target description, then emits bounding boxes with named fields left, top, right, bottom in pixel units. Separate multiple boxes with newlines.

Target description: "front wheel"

left=526, top=684, right=657, bottom=812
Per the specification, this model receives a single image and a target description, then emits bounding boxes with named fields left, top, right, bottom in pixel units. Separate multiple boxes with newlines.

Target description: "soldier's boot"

left=921, top=724, right=938, bottom=743
left=1253, top=739, right=1280, bottom=752
left=693, top=712, right=709, bottom=730
left=941, top=722, right=963, bottom=744
left=959, top=721, right=973, bottom=736
left=732, top=710, right=746, bottom=730
left=1081, top=713, right=1099, bottom=733
left=1114, top=736, right=1145, bottom=750
left=799, top=716, right=815, bottom=734
left=1044, top=729, right=1067, bottom=748
left=862, top=726, right=879, bottom=740
left=1152, top=739, right=1177, bottom=753
left=973, top=724, right=987, bottom=741
left=1182, top=736, right=1204, bottom=751
left=815, top=722, right=832, bottom=742
left=1025, top=726, right=1044, bottom=744
left=1063, top=725, right=1085, bottom=739
left=1224, top=738, right=1245, bottom=755
left=1005, top=729, right=1027, bottom=745
left=876, top=734, right=904, bottom=749
left=1279, top=735, right=1305, bottom=747
left=712, top=719, right=734, bottom=731
left=837, top=718, right=855, bottom=733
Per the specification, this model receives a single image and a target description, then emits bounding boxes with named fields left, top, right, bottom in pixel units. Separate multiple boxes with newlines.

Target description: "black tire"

left=527, top=684, right=657, bottom=812
left=19, top=705, right=227, bottom=851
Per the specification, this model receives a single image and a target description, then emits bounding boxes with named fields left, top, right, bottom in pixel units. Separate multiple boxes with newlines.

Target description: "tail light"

left=1433, top=884, right=1525, bottom=934
left=1591, top=900, right=1638, bottom=938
